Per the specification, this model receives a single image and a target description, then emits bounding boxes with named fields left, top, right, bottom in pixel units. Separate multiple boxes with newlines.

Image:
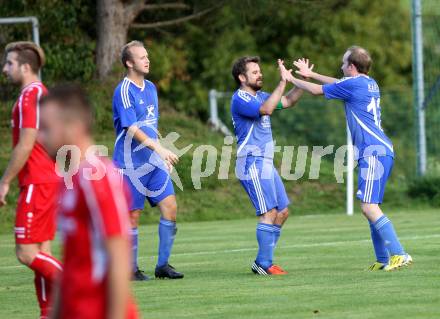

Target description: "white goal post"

left=346, top=125, right=354, bottom=216
left=209, top=89, right=355, bottom=216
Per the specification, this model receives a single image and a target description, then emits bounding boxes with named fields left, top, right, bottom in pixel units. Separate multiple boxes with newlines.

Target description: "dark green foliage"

left=1, top=0, right=413, bottom=110
left=0, top=0, right=96, bottom=83
left=408, top=176, right=440, bottom=206
left=154, top=0, right=413, bottom=120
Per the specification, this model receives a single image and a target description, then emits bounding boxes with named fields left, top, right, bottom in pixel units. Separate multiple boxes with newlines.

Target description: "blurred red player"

left=0, top=41, right=62, bottom=319
left=39, top=84, right=138, bottom=319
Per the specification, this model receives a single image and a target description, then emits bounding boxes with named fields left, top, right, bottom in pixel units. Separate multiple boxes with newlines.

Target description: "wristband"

left=276, top=101, right=283, bottom=110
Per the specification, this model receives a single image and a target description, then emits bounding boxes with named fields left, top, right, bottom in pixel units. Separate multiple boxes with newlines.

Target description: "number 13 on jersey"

left=367, top=97, right=383, bottom=131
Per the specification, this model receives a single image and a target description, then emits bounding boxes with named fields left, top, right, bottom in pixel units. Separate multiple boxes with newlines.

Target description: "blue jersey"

left=322, top=75, right=394, bottom=160
left=112, top=77, right=159, bottom=168
left=231, top=89, right=274, bottom=159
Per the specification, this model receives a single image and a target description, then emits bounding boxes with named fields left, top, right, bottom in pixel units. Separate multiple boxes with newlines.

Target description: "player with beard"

left=230, top=57, right=303, bottom=275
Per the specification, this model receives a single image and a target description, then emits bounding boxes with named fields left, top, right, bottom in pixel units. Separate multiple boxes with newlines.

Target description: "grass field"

left=1, top=209, right=439, bottom=319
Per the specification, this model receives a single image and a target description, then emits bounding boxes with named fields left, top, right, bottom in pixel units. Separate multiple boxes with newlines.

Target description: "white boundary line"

left=145, top=233, right=440, bottom=258
left=1, top=234, right=439, bottom=270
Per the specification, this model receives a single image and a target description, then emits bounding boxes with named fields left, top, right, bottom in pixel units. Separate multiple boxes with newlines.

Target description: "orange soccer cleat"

left=267, top=265, right=288, bottom=275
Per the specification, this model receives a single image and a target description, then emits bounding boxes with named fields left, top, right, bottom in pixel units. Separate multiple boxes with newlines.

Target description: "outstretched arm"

left=259, top=79, right=287, bottom=115
left=289, top=76, right=324, bottom=96
left=294, top=58, right=338, bottom=84
left=280, top=87, right=304, bottom=109
left=259, top=59, right=292, bottom=115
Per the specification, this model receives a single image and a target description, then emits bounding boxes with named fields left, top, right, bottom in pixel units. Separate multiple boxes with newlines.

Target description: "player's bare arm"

left=0, top=128, right=38, bottom=206
left=259, top=60, right=292, bottom=115
left=294, top=58, right=338, bottom=84
left=280, top=87, right=304, bottom=109
left=106, top=236, right=131, bottom=319
left=289, top=76, right=324, bottom=96
left=127, top=125, right=178, bottom=166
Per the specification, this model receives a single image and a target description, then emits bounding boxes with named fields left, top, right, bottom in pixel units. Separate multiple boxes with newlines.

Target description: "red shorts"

left=15, top=183, right=59, bottom=244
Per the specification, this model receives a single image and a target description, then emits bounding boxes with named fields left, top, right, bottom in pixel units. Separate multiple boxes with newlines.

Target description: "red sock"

left=30, top=253, right=62, bottom=318
left=29, top=252, right=62, bottom=281
left=34, top=273, right=51, bottom=317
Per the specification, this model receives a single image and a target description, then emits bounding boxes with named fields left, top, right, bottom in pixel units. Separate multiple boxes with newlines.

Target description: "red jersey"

left=11, top=81, right=59, bottom=186
left=58, top=156, right=137, bottom=319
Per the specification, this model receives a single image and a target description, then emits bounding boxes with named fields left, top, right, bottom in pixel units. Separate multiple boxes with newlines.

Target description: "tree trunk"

left=96, top=0, right=133, bottom=79
left=96, top=0, right=217, bottom=79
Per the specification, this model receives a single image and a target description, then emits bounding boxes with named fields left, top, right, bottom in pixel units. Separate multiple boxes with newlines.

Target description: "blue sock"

left=369, top=221, right=389, bottom=263
left=157, top=217, right=176, bottom=268
left=131, top=228, right=139, bottom=272
left=255, top=223, right=275, bottom=269
left=273, top=224, right=282, bottom=247
left=373, top=215, right=405, bottom=256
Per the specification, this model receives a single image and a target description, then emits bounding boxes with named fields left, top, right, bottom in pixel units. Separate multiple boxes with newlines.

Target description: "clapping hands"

left=293, top=58, right=314, bottom=79
left=278, top=59, right=294, bottom=83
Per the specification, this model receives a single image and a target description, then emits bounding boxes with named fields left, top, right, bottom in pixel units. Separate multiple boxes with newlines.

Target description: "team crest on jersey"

left=147, top=105, right=155, bottom=117
left=261, top=115, right=271, bottom=128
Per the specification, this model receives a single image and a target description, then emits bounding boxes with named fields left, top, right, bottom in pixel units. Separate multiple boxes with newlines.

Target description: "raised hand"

left=278, top=59, right=294, bottom=82
left=294, top=58, right=314, bottom=79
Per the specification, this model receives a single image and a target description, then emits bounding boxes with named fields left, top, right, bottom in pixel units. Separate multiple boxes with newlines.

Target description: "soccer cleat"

left=367, top=261, right=386, bottom=271
left=266, top=265, right=288, bottom=275
left=251, top=262, right=287, bottom=275
left=384, top=254, right=413, bottom=271
left=271, top=264, right=288, bottom=274
left=252, top=261, right=268, bottom=275
left=155, top=264, right=184, bottom=279
left=132, top=267, right=150, bottom=281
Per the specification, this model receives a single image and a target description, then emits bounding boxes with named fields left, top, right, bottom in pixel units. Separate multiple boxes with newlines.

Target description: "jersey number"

left=367, top=97, right=383, bottom=131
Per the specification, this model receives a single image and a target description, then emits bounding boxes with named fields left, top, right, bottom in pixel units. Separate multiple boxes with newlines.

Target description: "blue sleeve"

left=114, top=86, right=137, bottom=128
left=322, top=78, right=354, bottom=101
left=232, top=92, right=261, bottom=119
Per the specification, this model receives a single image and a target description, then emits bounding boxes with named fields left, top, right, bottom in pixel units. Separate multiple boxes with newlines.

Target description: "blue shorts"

left=118, top=164, right=175, bottom=211
left=236, top=156, right=290, bottom=216
left=357, top=155, right=393, bottom=204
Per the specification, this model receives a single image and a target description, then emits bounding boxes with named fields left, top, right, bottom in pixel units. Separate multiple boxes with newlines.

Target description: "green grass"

left=1, top=209, right=439, bottom=319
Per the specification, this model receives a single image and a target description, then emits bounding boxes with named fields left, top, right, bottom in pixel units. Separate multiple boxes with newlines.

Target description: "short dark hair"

left=120, top=40, right=145, bottom=69
left=40, top=83, right=93, bottom=132
left=231, top=56, right=260, bottom=87
left=4, top=41, right=45, bottom=73
left=347, top=46, right=372, bottom=74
